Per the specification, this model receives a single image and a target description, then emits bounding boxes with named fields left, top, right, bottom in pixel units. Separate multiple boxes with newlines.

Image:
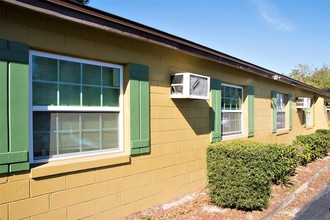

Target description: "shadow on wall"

left=172, top=99, right=210, bottom=136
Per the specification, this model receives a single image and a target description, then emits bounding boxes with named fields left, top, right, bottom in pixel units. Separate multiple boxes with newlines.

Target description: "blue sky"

left=88, top=0, right=330, bottom=75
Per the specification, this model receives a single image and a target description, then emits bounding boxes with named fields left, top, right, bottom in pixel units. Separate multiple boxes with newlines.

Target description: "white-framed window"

left=221, top=84, right=243, bottom=137
left=29, top=51, right=123, bottom=163
left=276, top=93, right=286, bottom=129
left=305, top=108, right=312, bottom=127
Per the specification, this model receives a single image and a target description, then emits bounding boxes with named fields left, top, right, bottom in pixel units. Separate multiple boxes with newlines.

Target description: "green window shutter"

left=0, top=39, right=29, bottom=174
left=271, top=91, right=277, bottom=133
left=303, top=109, right=307, bottom=128
left=248, top=86, right=254, bottom=137
left=129, top=63, right=150, bottom=155
left=0, top=61, right=9, bottom=174
left=211, top=79, right=222, bottom=143
left=288, top=94, right=293, bottom=130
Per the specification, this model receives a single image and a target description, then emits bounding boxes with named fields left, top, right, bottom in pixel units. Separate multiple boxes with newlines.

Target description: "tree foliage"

left=289, top=64, right=330, bottom=92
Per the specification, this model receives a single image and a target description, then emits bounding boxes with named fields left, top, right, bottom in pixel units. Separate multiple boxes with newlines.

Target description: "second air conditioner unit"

left=296, top=97, right=311, bottom=109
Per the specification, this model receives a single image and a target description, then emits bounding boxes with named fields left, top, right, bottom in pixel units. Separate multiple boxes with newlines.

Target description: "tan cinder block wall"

left=0, top=3, right=329, bottom=220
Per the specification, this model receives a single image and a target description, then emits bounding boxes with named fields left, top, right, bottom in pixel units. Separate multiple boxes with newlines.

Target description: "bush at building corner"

left=206, top=141, right=298, bottom=211
left=293, top=130, right=330, bottom=165
left=315, top=129, right=330, bottom=152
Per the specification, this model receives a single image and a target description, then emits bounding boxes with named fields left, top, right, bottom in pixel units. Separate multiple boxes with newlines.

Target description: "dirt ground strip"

left=123, top=155, right=330, bottom=220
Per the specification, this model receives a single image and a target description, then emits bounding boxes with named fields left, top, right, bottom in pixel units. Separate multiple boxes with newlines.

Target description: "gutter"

left=3, top=0, right=330, bottom=97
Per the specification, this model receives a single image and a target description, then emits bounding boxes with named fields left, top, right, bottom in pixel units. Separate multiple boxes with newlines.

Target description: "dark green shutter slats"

left=211, top=79, right=222, bottom=143
left=271, top=91, right=277, bottom=133
left=0, top=39, right=29, bottom=173
left=8, top=63, right=29, bottom=172
left=129, top=64, right=150, bottom=155
left=0, top=39, right=29, bottom=64
left=0, top=61, right=9, bottom=174
left=303, top=109, right=307, bottom=128
left=248, top=86, right=254, bottom=137
left=288, top=94, right=293, bottom=130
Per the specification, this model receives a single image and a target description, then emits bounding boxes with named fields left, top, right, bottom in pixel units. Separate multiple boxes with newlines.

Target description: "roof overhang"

left=3, top=0, right=330, bottom=98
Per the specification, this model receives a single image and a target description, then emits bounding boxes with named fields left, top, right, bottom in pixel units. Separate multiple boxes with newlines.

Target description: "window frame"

left=304, top=108, right=312, bottom=127
left=221, top=83, right=244, bottom=138
left=276, top=93, right=286, bottom=130
left=29, top=50, right=124, bottom=163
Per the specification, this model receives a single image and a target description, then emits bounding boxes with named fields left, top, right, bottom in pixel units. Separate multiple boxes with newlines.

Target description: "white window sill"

left=30, top=152, right=130, bottom=179
left=221, top=133, right=245, bottom=141
left=276, top=129, right=290, bottom=136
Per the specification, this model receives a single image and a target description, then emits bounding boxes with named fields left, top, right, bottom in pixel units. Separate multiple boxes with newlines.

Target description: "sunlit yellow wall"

left=0, top=4, right=328, bottom=220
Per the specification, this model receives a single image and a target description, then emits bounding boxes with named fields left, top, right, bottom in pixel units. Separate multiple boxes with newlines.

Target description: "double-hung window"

left=276, top=93, right=286, bottom=129
left=304, top=108, right=312, bottom=127
left=30, top=51, right=123, bottom=162
left=221, top=84, right=243, bottom=136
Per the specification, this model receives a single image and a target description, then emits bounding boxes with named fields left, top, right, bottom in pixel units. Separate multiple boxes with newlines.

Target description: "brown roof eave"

left=5, top=0, right=330, bottom=98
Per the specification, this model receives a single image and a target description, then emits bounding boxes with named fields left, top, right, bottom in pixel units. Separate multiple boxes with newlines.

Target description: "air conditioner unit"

left=296, top=97, right=311, bottom=109
left=170, top=72, right=210, bottom=99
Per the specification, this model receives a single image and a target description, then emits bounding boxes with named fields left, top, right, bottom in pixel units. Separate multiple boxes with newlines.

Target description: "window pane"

left=305, top=109, right=311, bottom=126
left=32, top=56, right=57, bottom=82
left=102, top=113, right=118, bottom=149
left=82, top=113, right=99, bottom=130
left=222, top=112, right=242, bottom=136
left=102, top=113, right=118, bottom=129
left=57, top=113, right=80, bottom=154
left=112, top=68, right=120, bottom=87
left=58, top=113, right=80, bottom=131
left=103, top=67, right=120, bottom=87
left=103, top=88, right=119, bottom=106
left=59, top=84, right=80, bottom=106
left=82, top=86, right=101, bottom=106
left=33, top=112, right=56, bottom=158
left=33, top=112, right=120, bottom=159
left=102, top=131, right=118, bottom=149
left=59, top=60, right=81, bottom=83
left=277, top=112, right=286, bottom=129
left=277, top=93, right=286, bottom=111
left=33, top=82, right=57, bottom=106
left=59, top=132, right=80, bottom=154
left=221, top=86, right=242, bottom=110
left=82, top=131, right=100, bottom=151
left=83, top=64, right=101, bottom=85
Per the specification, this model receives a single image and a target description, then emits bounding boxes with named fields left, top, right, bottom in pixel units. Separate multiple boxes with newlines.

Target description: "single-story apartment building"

left=1, top=0, right=329, bottom=219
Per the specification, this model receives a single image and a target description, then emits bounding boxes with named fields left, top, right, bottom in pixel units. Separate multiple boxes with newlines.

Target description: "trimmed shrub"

left=267, top=144, right=298, bottom=185
left=295, top=144, right=312, bottom=166
left=293, top=132, right=329, bottom=164
left=207, top=141, right=266, bottom=210
left=315, top=129, right=330, bottom=135
left=207, top=140, right=299, bottom=211
left=315, top=129, right=330, bottom=152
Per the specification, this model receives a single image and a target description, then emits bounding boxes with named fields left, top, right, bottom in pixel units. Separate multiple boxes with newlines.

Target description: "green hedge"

left=267, top=144, right=298, bottom=185
left=315, top=129, right=330, bottom=152
left=293, top=130, right=330, bottom=165
left=315, top=129, right=330, bottom=135
left=207, top=130, right=329, bottom=211
left=206, top=141, right=297, bottom=211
